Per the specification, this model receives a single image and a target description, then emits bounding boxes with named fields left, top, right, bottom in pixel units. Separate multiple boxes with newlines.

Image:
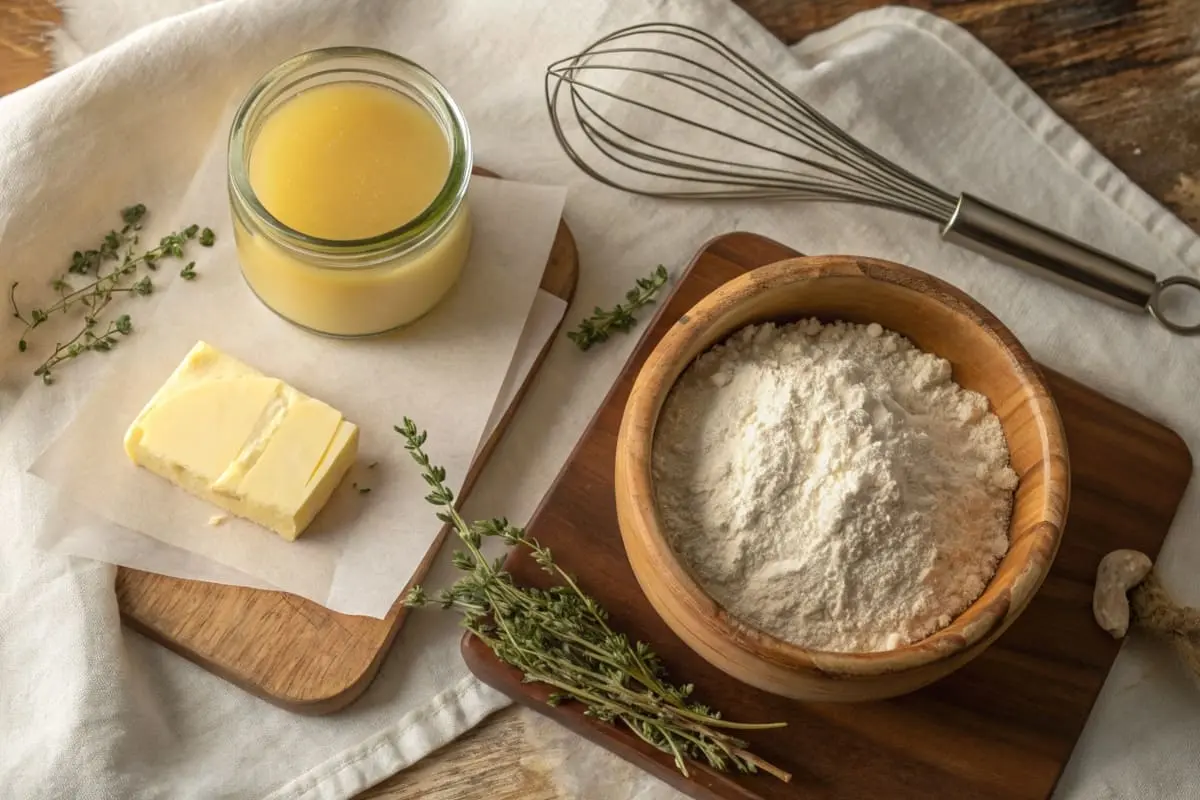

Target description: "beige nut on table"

left=1093, top=549, right=1153, bottom=638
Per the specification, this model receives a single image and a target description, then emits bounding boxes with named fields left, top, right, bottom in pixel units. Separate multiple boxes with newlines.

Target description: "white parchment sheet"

left=28, top=177, right=567, bottom=618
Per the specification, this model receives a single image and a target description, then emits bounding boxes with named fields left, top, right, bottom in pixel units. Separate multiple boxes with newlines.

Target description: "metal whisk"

left=545, top=22, right=1200, bottom=335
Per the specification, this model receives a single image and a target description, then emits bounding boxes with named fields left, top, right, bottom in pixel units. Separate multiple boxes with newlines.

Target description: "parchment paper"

left=38, top=287, right=568, bottom=594
left=29, top=177, right=567, bottom=617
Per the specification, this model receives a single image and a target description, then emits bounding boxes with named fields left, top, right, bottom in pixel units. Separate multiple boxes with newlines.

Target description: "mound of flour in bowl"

left=652, top=319, right=1018, bottom=653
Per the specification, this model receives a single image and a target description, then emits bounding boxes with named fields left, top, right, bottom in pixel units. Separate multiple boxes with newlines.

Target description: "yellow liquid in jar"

left=236, top=81, right=471, bottom=337
left=250, top=83, right=449, bottom=240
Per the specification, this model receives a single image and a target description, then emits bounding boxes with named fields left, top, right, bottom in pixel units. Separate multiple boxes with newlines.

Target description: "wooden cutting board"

left=462, top=231, right=1193, bottom=799
left=115, top=187, right=578, bottom=715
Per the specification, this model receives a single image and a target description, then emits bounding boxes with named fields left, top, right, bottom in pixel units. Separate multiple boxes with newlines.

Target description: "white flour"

left=652, top=319, right=1018, bottom=653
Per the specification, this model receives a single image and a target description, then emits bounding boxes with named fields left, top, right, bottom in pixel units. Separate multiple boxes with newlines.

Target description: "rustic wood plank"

left=0, top=0, right=58, bottom=95
left=2, top=3, right=1197, bottom=799
left=358, top=709, right=561, bottom=800
left=462, top=231, right=1193, bottom=800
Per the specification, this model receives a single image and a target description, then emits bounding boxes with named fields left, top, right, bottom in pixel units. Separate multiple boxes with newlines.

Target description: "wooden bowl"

left=614, top=255, right=1069, bottom=702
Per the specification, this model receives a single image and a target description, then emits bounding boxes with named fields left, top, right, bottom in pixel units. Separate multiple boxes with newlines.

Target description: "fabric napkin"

left=2, top=2, right=1198, bottom=800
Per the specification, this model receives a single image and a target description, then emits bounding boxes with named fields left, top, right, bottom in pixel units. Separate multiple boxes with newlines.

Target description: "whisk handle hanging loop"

left=942, top=194, right=1200, bottom=335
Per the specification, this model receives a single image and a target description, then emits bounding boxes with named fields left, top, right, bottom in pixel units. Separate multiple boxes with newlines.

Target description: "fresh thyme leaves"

left=10, top=205, right=216, bottom=384
left=66, top=203, right=145, bottom=276
left=121, top=203, right=147, bottom=226
left=34, top=315, right=134, bottom=384
left=395, top=418, right=790, bottom=783
left=567, top=265, right=669, bottom=351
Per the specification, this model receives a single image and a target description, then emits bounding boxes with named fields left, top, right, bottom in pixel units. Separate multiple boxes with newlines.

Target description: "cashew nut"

left=1094, top=549, right=1153, bottom=638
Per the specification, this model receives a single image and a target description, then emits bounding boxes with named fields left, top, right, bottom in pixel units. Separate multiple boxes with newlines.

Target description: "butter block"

left=123, top=341, right=358, bottom=540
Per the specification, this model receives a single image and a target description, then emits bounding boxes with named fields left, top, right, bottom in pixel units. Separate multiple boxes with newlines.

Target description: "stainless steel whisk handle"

left=942, top=194, right=1200, bottom=335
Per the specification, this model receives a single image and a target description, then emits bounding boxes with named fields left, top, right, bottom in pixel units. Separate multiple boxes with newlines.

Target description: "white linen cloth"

left=3, top=2, right=1197, bottom=798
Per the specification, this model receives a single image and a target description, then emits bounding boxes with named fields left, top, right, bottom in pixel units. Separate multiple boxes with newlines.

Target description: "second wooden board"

left=463, top=231, right=1193, bottom=799
left=116, top=180, right=578, bottom=714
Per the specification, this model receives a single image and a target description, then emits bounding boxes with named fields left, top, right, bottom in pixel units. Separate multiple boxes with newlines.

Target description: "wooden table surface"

left=3, top=1, right=1198, bottom=798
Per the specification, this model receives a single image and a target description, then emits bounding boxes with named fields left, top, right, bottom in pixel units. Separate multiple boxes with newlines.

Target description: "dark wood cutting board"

left=462, top=232, right=1193, bottom=799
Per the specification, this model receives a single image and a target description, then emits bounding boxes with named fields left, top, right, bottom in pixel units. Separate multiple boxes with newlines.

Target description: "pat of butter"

left=123, top=341, right=358, bottom=541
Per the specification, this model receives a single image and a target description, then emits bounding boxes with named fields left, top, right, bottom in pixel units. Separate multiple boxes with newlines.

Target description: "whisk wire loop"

left=546, top=21, right=1200, bottom=336
left=545, top=21, right=958, bottom=222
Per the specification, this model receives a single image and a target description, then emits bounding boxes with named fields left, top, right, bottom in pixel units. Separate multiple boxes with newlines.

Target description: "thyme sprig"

left=34, top=314, right=134, bottom=380
left=567, top=265, right=669, bottom=351
left=10, top=205, right=216, bottom=383
left=66, top=202, right=146, bottom=276
left=396, top=418, right=790, bottom=782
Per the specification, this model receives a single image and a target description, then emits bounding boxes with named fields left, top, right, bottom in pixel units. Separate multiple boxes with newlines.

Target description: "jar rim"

left=228, top=46, right=472, bottom=262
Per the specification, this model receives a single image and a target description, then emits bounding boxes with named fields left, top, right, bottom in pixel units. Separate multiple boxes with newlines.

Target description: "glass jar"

left=228, top=47, right=472, bottom=338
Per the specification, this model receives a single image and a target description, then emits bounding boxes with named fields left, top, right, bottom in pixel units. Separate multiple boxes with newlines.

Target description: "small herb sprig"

left=567, top=265, right=669, bottom=351
left=396, top=419, right=790, bottom=782
left=10, top=205, right=215, bottom=384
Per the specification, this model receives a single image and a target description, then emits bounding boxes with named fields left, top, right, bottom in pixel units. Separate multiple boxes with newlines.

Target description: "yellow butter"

left=123, top=341, right=358, bottom=540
